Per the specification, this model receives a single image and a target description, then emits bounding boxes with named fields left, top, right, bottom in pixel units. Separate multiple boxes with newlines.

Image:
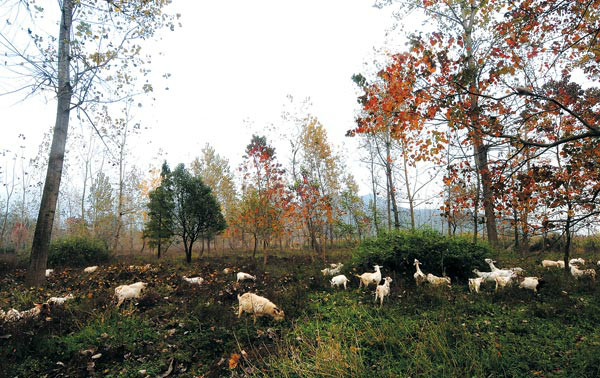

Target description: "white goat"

left=321, top=263, right=344, bottom=276
left=569, top=263, right=596, bottom=281
left=330, top=274, right=349, bottom=290
left=494, top=275, right=513, bottom=291
left=484, top=259, right=514, bottom=277
left=570, top=258, right=585, bottom=265
left=182, top=276, right=204, bottom=285
left=472, top=269, right=497, bottom=283
left=519, top=277, right=540, bottom=292
left=413, top=259, right=426, bottom=286
left=84, top=266, right=98, bottom=273
left=468, top=277, right=484, bottom=293
left=356, top=265, right=382, bottom=288
left=510, top=267, right=525, bottom=276
left=374, top=277, right=393, bottom=307
left=1, top=303, right=49, bottom=323
left=426, top=273, right=451, bottom=287
left=542, top=260, right=564, bottom=269
left=237, top=272, right=256, bottom=282
left=48, top=294, right=75, bottom=306
left=237, top=293, right=284, bottom=323
left=45, top=269, right=54, bottom=277
left=2, top=308, right=22, bottom=322
left=114, top=282, right=147, bottom=307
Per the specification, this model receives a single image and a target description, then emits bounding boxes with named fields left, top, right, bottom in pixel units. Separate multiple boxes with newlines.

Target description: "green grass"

left=254, top=287, right=600, bottom=378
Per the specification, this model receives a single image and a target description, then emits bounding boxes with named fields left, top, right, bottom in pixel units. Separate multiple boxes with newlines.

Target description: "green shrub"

left=48, top=236, right=109, bottom=267
left=351, top=229, right=491, bottom=282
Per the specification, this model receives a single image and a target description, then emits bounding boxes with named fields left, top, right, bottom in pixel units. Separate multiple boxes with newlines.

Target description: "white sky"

left=0, top=1, right=410, bottom=195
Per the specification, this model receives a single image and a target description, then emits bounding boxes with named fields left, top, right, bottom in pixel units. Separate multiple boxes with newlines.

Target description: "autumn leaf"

left=228, top=353, right=240, bottom=369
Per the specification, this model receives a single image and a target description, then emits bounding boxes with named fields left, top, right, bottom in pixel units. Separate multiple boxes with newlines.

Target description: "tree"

left=236, top=135, right=290, bottom=263
left=171, top=164, right=226, bottom=263
left=143, top=162, right=174, bottom=259
left=190, top=143, right=237, bottom=250
left=338, top=174, right=369, bottom=241
left=1, top=0, right=176, bottom=285
left=88, top=170, right=114, bottom=245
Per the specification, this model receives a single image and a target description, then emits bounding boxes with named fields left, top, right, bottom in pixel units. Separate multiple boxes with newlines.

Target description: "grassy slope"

left=1, top=252, right=600, bottom=378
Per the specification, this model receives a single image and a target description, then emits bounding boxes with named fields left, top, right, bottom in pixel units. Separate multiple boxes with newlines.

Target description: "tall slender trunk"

left=563, top=207, right=572, bottom=274
left=401, top=146, right=415, bottom=230
left=157, top=216, right=162, bottom=259
left=26, top=0, right=74, bottom=286
left=475, top=143, right=499, bottom=246
left=113, top=140, right=125, bottom=252
left=0, top=158, right=16, bottom=247
left=370, top=152, right=379, bottom=235
left=473, top=166, right=480, bottom=243
left=463, top=6, right=497, bottom=247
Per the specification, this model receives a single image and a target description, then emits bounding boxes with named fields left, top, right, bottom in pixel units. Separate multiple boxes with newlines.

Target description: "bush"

left=48, top=236, right=109, bottom=267
left=351, top=229, right=491, bottom=282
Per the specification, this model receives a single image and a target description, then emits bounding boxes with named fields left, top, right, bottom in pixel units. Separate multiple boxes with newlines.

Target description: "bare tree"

left=0, top=1, right=175, bottom=285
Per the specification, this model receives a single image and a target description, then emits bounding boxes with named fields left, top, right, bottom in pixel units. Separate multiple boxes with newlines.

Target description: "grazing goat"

left=83, top=266, right=98, bottom=273
left=330, top=274, right=349, bottom=290
left=494, top=276, right=513, bottom=291
left=114, top=282, right=147, bottom=307
left=570, top=258, right=585, bottom=265
left=519, top=277, right=541, bottom=292
left=542, top=260, right=564, bottom=269
left=1, top=303, right=49, bottom=323
left=413, top=259, right=426, bottom=286
left=356, top=265, right=382, bottom=289
left=321, top=263, right=344, bottom=276
left=48, top=294, right=74, bottom=306
left=237, top=272, right=256, bottom=282
left=237, top=293, right=284, bottom=323
left=20, top=303, right=50, bottom=320
left=484, top=259, right=515, bottom=277
left=45, top=269, right=54, bottom=277
left=2, top=308, right=22, bottom=322
left=468, top=277, right=484, bottom=293
left=375, top=277, right=392, bottom=307
left=569, top=263, right=596, bottom=281
left=472, top=269, right=497, bottom=283
left=182, top=276, right=204, bottom=285
left=426, top=273, right=451, bottom=287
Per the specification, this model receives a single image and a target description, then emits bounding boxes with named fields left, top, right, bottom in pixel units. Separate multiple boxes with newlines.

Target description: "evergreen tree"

left=143, top=162, right=175, bottom=259
left=171, top=164, right=226, bottom=263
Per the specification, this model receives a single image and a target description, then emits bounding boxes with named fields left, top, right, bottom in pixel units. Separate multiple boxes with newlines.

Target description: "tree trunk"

left=370, top=154, right=379, bottom=235
left=385, top=156, right=400, bottom=230
left=157, top=217, right=161, bottom=259
left=475, top=143, right=499, bottom=247
left=113, top=148, right=124, bottom=252
left=563, top=205, right=572, bottom=274
left=402, top=147, right=415, bottom=230
left=252, top=234, right=258, bottom=258
left=472, top=161, right=481, bottom=243
left=26, top=0, right=74, bottom=286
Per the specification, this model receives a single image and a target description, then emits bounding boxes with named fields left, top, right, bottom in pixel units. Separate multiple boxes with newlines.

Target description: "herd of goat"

left=1, top=256, right=598, bottom=325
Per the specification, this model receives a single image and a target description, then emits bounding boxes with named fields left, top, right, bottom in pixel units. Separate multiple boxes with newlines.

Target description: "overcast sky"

left=0, top=1, right=411, bottom=195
